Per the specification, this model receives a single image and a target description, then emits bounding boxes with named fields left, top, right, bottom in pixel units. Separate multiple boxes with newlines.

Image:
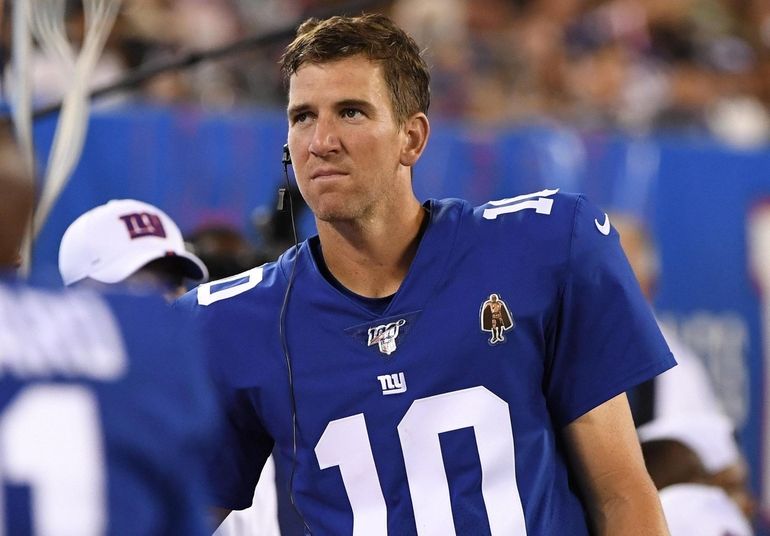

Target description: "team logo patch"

left=480, top=293, right=514, bottom=345
left=377, top=372, right=407, bottom=395
left=368, top=319, right=406, bottom=356
left=119, top=212, right=167, bottom=239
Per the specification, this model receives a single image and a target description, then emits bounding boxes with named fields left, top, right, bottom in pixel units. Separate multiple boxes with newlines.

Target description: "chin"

left=314, top=204, right=364, bottom=224
left=316, top=211, right=355, bottom=224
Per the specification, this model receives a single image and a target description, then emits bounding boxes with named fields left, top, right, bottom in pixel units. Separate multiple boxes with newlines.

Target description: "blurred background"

left=3, top=0, right=770, bottom=533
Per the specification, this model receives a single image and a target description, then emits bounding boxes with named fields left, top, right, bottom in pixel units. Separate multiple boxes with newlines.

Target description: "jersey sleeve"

left=174, top=292, right=275, bottom=511
left=544, top=196, right=675, bottom=427
left=206, top=374, right=275, bottom=510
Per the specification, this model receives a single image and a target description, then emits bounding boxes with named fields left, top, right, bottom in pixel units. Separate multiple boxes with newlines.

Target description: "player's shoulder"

left=438, top=189, right=615, bottom=266
left=183, top=264, right=270, bottom=308
left=0, top=281, right=185, bottom=382
left=462, top=188, right=611, bottom=242
left=0, top=279, right=163, bottom=332
left=176, top=247, right=297, bottom=312
left=465, top=188, right=583, bottom=226
left=428, top=189, right=589, bottom=244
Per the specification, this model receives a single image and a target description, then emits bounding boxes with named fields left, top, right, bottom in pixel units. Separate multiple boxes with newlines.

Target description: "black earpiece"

left=282, top=144, right=291, bottom=166
left=278, top=144, right=292, bottom=210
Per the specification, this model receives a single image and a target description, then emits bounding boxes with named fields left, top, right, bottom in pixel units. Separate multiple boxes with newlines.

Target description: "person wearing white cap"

left=59, top=199, right=208, bottom=300
left=60, top=200, right=284, bottom=536
left=0, top=133, right=219, bottom=535
left=639, top=413, right=756, bottom=532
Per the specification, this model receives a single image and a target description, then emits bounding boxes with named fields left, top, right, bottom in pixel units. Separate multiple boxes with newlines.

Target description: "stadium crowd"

left=8, top=0, right=770, bottom=145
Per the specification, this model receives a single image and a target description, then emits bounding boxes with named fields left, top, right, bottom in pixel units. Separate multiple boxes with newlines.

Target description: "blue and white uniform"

left=0, top=283, right=217, bottom=535
left=177, top=190, right=675, bottom=535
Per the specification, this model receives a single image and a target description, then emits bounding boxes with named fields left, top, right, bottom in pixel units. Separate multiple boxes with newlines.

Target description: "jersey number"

left=315, top=386, right=527, bottom=535
left=482, top=188, right=557, bottom=220
left=0, top=385, right=106, bottom=535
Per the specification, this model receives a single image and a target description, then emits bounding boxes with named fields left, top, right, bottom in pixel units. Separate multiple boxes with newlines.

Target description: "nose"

left=308, top=114, right=340, bottom=158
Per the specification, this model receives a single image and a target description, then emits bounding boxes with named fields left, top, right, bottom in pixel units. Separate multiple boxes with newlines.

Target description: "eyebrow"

left=287, top=99, right=375, bottom=117
left=336, top=99, right=374, bottom=111
left=287, top=103, right=310, bottom=118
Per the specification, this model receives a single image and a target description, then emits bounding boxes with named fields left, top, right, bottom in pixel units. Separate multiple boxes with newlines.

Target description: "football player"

left=0, top=133, right=217, bottom=534
left=178, top=14, right=675, bottom=535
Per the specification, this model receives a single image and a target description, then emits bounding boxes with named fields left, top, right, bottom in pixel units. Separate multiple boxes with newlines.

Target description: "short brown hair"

left=280, top=13, right=430, bottom=125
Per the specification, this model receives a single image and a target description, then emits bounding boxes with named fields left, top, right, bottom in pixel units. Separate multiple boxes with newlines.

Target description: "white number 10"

left=315, top=386, right=527, bottom=536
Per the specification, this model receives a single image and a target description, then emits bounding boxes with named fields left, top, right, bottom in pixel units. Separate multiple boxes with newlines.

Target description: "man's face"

left=286, top=55, right=408, bottom=223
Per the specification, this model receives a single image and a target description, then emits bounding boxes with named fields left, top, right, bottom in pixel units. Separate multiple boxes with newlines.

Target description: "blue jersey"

left=177, top=190, right=675, bottom=535
left=0, top=283, right=217, bottom=535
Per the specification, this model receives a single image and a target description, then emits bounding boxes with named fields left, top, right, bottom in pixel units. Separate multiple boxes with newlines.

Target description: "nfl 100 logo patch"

left=368, top=319, right=406, bottom=356
left=344, top=312, right=420, bottom=357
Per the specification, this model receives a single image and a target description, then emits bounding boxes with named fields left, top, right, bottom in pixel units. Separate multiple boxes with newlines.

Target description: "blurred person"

left=639, top=414, right=755, bottom=534
left=178, top=14, right=675, bottom=535
left=613, top=213, right=758, bottom=527
left=59, top=199, right=208, bottom=301
left=59, top=200, right=286, bottom=536
left=0, top=132, right=218, bottom=535
left=641, top=438, right=709, bottom=490
left=187, top=224, right=260, bottom=281
left=187, top=184, right=311, bottom=282
left=251, top=182, right=310, bottom=264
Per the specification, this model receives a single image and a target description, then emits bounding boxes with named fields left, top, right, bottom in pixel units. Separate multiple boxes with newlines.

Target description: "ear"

left=399, top=113, right=430, bottom=167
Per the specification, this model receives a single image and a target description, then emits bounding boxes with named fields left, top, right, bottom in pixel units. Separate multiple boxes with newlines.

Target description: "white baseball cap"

left=637, top=413, right=740, bottom=474
left=59, top=199, right=208, bottom=286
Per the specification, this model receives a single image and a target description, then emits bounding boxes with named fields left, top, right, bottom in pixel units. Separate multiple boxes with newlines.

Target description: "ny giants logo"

left=368, top=319, right=406, bottom=356
left=119, top=212, right=167, bottom=239
left=376, top=372, right=406, bottom=395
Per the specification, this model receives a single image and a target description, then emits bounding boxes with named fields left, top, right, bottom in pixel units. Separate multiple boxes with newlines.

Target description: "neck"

left=316, top=195, right=427, bottom=298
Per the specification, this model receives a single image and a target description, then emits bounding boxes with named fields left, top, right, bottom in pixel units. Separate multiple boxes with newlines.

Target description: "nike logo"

left=595, top=213, right=611, bottom=236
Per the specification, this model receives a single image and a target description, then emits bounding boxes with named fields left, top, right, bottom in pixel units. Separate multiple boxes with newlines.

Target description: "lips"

left=311, top=168, right=347, bottom=180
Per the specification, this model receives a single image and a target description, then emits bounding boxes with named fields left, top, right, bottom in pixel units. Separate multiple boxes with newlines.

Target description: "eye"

left=341, top=108, right=363, bottom=119
left=291, top=111, right=313, bottom=125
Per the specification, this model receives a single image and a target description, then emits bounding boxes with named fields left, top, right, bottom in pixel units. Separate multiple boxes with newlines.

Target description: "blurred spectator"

left=641, top=437, right=709, bottom=490
left=614, top=212, right=758, bottom=529
left=639, top=414, right=755, bottom=527
left=251, top=183, right=310, bottom=264
left=187, top=224, right=261, bottom=281
left=389, top=0, right=770, bottom=140
left=186, top=185, right=310, bottom=283
left=0, top=127, right=218, bottom=536
left=59, top=198, right=208, bottom=301
left=9, top=0, right=770, bottom=136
